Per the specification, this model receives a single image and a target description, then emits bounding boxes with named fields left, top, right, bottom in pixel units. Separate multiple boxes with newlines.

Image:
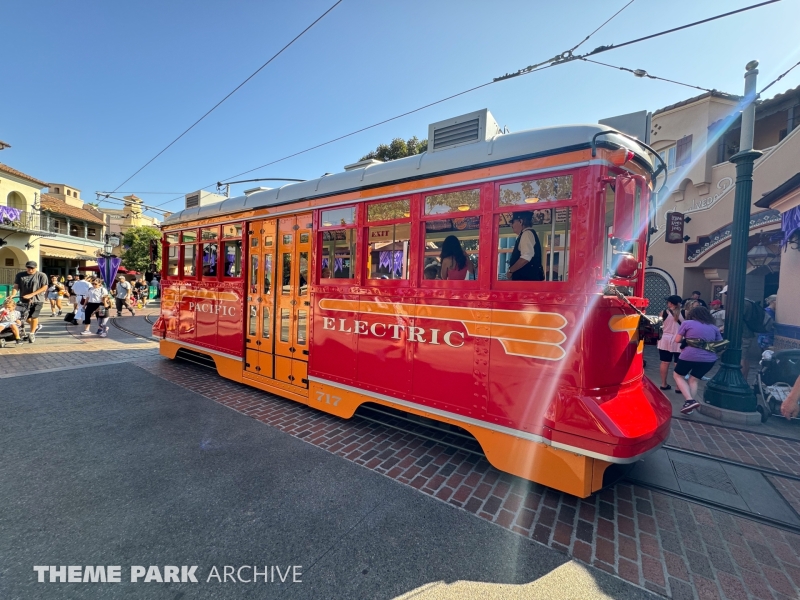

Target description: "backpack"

left=743, top=299, right=774, bottom=334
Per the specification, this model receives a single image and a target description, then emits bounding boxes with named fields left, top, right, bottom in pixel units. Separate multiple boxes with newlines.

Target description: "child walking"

left=673, top=305, right=723, bottom=414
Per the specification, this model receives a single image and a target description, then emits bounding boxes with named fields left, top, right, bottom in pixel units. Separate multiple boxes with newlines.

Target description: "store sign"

left=665, top=212, right=685, bottom=244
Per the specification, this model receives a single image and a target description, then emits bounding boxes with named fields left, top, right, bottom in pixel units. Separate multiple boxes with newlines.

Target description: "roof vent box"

left=185, top=190, right=226, bottom=210
left=343, top=158, right=383, bottom=171
left=428, top=109, right=502, bottom=152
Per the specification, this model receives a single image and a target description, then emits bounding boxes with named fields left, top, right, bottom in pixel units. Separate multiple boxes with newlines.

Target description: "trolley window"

left=422, top=217, right=480, bottom=281
left=366, top=199, right=411, bottom=280
left=223, top=238, right=243, bottom=278
left=497, top=175, right=572, bottom=206
left=425, top=189, right=480, bottom=215
left=182, top=244, right=196, bottom=278
left=321, top=207, right=355, bottom=227
left=496, top=208, right=572, bottom=283
left=201, top=227, right=219, bottom=278
left=222, top=223, right=242, bottom=239
left=368, top=199, right=410, bottom=222
left=166, top=245, right=179, bottom=277
left=321, top=229, right=356, bottom=280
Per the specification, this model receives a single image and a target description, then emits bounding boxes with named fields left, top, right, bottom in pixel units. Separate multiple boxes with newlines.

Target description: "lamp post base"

left=703, top=359, right=757, bottom=412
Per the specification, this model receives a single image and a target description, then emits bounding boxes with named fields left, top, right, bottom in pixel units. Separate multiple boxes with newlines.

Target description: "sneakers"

left=99, top=331, right=107, bottom=338
left=131, top=310, right=136, bottom=316
left=57, top=310, right=62, bottom=316
left=80, top=330, right=93, bottom=336
left=28, top=333, right=35, bottom=344
left=681, top=399, right=700, bottom=414
left=15, top=339, right=22, bottom=345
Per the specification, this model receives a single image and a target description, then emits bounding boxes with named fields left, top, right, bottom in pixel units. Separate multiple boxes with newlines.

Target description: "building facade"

left=645, top=85, right=800, bottom=315
left=38, top=184, right=106, bottom=276
left=0, top=162, right=51, bottom=285
left=98, top=194, right=161, bottom=254
left=754, top=175, right=800, bottom=350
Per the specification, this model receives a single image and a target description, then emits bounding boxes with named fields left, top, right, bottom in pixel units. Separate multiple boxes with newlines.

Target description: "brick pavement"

left=667, top=420, right=800, bottom=478
left=135, top=357, right=800, bottom=600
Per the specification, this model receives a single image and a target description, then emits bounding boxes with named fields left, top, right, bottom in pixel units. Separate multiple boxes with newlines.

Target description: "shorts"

left=23, top=302, right=43, bottom=319
left=741, top=336, right=762, bottom=361
left=0, top=322, right=16, bottom=332
left=674, top=359, right=716, bottom=379
left=658, top=350, right=681, bottom=363
left=47, top=292, right=60, bottom=301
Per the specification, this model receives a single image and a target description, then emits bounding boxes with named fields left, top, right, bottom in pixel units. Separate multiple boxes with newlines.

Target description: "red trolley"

left=156, top=110, right=671, bottom=497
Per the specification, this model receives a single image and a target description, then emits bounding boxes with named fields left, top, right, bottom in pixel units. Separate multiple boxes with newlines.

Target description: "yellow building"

left=96, top=194, right=161, bottom=254
left=38, top=184, right=106, bottom=276
left=0, top=161, right=49, bottom=285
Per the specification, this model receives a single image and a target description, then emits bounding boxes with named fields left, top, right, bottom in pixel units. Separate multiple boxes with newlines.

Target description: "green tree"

left=120, top=226, right=161, bottom=272
left=361, top=136, right=428, bottom=162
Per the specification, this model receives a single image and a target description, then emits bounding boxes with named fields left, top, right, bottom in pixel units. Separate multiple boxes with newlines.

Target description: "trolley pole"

left=703, top=60, right=762, bottom=413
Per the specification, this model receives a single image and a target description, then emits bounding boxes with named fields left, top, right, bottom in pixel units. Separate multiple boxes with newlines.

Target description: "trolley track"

left=108, top=316, right=159, bottom=342
left=350, top=401, right=800, bottom=534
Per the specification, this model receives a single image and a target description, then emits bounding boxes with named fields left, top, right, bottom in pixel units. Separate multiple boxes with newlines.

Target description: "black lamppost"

left=703, top=60, right=762, bottom=413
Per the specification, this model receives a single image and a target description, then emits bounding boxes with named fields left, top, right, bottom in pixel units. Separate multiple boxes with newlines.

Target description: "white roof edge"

left=164, top=123, right=651, bottom=226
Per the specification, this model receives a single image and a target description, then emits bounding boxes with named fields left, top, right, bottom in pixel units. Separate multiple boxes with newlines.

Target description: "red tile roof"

left=0, top=162, right=48, bottom=187
left=40, top=194, right=106, bottom=225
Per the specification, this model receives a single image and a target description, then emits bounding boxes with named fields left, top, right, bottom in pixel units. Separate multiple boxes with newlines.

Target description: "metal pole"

left=704, top=61, right=762, bottom=412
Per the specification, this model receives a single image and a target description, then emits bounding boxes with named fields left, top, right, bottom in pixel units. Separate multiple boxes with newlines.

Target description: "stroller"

left=756, top=349, right=800, bottom=422
left=0, top=299, right=30, bottom=348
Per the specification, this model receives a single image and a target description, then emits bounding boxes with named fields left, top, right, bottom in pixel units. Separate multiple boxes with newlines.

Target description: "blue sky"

left=3, top=0, right=799, bottom=217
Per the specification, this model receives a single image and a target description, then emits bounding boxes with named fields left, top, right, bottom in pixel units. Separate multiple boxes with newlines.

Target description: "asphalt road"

left=0, top=362, right=657, bottom=600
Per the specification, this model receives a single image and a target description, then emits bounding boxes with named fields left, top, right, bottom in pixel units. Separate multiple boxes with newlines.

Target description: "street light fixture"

left=746, top=244, right=775, bottom=268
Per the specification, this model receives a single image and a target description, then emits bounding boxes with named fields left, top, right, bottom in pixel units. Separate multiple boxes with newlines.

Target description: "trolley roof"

left=164, top=123, right=653, bottom=227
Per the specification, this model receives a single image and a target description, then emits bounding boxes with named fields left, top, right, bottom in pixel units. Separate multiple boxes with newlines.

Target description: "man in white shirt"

left=114, top=275, right=136, bottom=317
left=69, top=274, right=91, bottom=325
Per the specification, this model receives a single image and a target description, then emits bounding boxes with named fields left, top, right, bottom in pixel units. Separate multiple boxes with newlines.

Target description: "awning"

left=40, top=248, right=97, bottom=261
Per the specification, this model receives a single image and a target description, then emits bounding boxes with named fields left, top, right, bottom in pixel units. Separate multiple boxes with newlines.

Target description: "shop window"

left=425, top=189, right=480, bottom=215
left=321, top=207, right=355, bottom=227
left=423, top=216, right=479, bottom=280
left=498, top=175, right=572, bottom=206
left=367, top=222, right=410, bottom=280
left=496, top=208, right=572, bottom=282
left=321, top=229, right=356, bottom=280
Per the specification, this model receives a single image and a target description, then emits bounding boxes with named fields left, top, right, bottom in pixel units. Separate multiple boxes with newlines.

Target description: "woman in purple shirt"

left=673, top=305, right=723, bottom=414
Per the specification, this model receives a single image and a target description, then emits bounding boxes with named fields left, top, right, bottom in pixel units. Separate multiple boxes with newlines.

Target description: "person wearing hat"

left=12, top=261, right=49, bottom=343
left=656, top=295, right=684, bottom=391
left=506, top=211, right=545, bottom=281
left=710, top=299, right=725, bottom=331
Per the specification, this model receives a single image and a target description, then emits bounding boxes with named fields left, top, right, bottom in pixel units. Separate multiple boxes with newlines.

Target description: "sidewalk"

left=0, top=303, right=160, bottom=378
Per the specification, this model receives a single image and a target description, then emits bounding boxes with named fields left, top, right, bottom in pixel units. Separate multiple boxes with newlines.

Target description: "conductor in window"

left=507, top=211, right=545, bottom=281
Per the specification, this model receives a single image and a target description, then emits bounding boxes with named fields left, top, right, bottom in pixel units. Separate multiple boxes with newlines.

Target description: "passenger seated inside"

left=423, top=265, right=439, bottom=280
left=440, top=235, right=475, bottom=280
left=507, top=211, right=544, bottom=281
left=321, top=267, right=331, bottom=279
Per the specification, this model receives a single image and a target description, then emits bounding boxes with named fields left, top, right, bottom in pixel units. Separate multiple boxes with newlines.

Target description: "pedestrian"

left=758, top=294, right=777, bottom=350
left=0, top=297, right=23, bottom=345
left=153, top=274, right=161, bottom=300
left=81, top=278, right=109, bottom=335
left=94, top=288, right=112, bottom=337
left=657, top=295, right=684, bottom=391
left=710, top=299, right=725, bottom=331
left=113, top=274, right=135, bottom=317
left=673, top=305, right=723, bottom=414
left=46, top=275, right=65, bottom=317
left=683, top=291, right=707, bottom=309
left=12, top=261, right=49, bottom=343
left=134, top=278, right=149, bottom=307
left=65, top=274, right=77, bottom=313
left=70, top=274, right=91, bottom=325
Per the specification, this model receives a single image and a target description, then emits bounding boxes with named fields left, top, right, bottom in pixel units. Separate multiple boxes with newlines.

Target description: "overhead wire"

left=108, top=0, right=343, bottom=194
left=580, top=58, right=715, bottom=93
left=149, top=0, right=783, bottom=213
left=567, top=0, right=636, bottom=54
left=758, top=57, right=800, bottom=96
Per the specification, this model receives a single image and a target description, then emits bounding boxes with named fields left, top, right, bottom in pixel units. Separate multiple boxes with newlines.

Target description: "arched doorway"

left=6, top=191, right=27, bottom=211
left=0, top=245, right=28, bottom=285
